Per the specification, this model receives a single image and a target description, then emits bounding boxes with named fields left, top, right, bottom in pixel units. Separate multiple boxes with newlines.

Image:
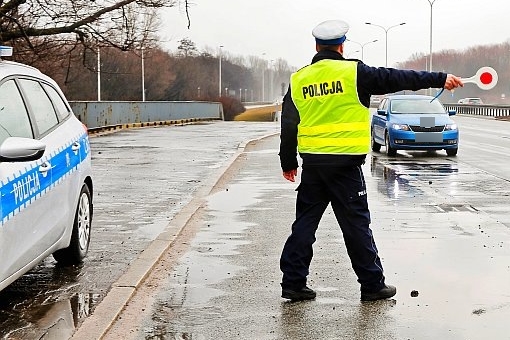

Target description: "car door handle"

left=72, top=142, right=81, bottom=156
left=39, top=162, right=51, bottom=174
left=72, top=142, right=81, bottom=152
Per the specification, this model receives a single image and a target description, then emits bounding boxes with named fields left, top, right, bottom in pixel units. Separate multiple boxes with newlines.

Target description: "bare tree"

left=0, top=0, right=190, bottom=64
left=177, top=38, right=198, bottom=57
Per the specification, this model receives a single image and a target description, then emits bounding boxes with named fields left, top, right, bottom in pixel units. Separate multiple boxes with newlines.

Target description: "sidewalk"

left=75, top=132, right=510, bottom=340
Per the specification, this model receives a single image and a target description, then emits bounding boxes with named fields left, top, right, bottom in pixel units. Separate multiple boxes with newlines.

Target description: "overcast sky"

left=160, top=0, right=509, bottom=70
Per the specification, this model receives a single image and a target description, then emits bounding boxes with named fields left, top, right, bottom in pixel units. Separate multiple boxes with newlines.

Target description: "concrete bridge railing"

left=70, top=101, right=224, bottom=131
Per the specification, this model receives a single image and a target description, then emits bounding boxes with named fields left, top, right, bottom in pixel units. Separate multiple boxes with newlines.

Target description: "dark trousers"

left=280, top=165, right=386, bottom=293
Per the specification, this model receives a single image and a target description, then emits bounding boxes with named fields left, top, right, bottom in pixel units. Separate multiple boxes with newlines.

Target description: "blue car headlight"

left=391, top=123, right=410, bottom=131
left=445, top=124, right=458, bottom=131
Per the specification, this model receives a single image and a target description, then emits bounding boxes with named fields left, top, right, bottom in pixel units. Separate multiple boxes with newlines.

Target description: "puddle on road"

left=370, top=156, right=460, bottom=200
left=244, top=148, right=279, bottom=155
left=0, top=260, right=102, bottom=339
left=370, top=154, right=510, bottom=206
left=208, top=178, right=263, bottom=213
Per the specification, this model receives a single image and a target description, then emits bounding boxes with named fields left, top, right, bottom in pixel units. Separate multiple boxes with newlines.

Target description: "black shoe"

left=282, top=286, right=316, bottom=301
left=361, top=284, right=396, bottom=301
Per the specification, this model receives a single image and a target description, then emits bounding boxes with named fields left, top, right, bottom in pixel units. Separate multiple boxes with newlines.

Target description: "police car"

left=0, top=46, right=93, bottom=292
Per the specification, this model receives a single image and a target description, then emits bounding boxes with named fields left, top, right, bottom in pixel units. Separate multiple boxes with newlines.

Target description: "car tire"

left=53, top=184, right=92, bottom=265
left=446, top=148, right=458, bottom=156
left=371, top=131, right=381, bottom=152
left=385, top=132, right=397, bottom=156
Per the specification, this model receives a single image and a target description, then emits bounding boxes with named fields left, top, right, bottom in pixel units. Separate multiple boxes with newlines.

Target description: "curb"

left=71, top=131, right=280, bottom=340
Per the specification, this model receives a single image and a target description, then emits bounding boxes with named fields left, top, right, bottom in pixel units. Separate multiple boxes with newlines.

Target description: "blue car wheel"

left=446, top=148, right=458, bottom=156
left=371, top=130, right=381, bottom=152
left=385, top=132, right=397, bottom=156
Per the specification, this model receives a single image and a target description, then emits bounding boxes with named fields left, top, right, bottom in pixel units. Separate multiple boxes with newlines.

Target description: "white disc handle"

left=460, top=66, right=498, bottom=90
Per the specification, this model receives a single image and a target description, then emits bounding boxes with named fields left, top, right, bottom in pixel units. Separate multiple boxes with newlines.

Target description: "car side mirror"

left=0, top=137, right=46, bottom=162
left=448, top=110, right=456, bottom=116
left=376, top=109, right=387, bottom=116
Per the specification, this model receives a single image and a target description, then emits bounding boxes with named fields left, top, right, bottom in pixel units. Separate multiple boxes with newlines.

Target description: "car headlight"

left=391, top=123, right=410, bottom=131
left=445, top=124, right=458, bottom=131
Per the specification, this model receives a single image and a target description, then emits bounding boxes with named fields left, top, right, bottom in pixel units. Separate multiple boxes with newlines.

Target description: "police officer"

left=279, top=19, right=463, bottom=302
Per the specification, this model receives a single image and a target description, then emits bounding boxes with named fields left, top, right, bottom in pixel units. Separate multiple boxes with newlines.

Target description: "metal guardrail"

left=444, top=103, right=510, bottom=119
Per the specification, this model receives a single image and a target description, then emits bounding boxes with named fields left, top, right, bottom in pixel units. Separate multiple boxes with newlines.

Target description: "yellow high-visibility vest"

left=290, top=59, right=370, bottom=155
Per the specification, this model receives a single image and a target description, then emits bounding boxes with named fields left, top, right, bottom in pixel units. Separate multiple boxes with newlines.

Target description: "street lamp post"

left=97, top=47, right=101, bottom=101
left=261, top=53, right=266, bottom=102
left=426, top=0, right=438, bottom=72
left=346, top=50, right=360, bottom=58
left=141, top=47, right=145, bottom=101
left=347, top=39, right=378, bottom=61
left=270, top=59, right=274, bottom=102
left=218, top=45, right=224, bottom=97
left=365, top=22, right=406, bottom=67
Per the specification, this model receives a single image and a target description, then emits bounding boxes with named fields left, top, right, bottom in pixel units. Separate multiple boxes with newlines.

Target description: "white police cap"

left=312, top=20, right=349, bottom=45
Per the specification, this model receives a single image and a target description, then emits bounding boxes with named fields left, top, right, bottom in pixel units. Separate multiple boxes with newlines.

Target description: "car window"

left=379, top=99, right=387, bottom=110
left=42, top=83, right=71, bottom=121
left=18, top=78, right=59, bottom=136
left=390, top=99, right=445, bottom=114
left=0, top=79, right=33, bottom=145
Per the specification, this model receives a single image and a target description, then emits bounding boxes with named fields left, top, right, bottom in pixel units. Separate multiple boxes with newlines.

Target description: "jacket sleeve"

left=279, top=89, right=300, bottom=172
left=357, top=63, right=447, bottom=96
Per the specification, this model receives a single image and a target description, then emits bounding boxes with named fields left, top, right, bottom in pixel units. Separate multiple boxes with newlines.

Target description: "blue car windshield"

left=390, top=99, right=446, bottom=114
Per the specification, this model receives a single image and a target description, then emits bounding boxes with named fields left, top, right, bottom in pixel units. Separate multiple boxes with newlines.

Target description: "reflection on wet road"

left=0, top=260, right=101, bottom=339
left=370, top=155, right=459, bottom=199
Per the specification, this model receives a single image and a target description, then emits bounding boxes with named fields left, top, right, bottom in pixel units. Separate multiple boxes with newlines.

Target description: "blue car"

left=371, top=94, right=459, bottom=156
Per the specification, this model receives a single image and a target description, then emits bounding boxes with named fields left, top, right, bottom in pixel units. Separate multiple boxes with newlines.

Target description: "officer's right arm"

left=357, top=63, right=448, bottom=95
left=279, top=89, right=300, bottom=174
left=283, top=169, right=297, bottom=182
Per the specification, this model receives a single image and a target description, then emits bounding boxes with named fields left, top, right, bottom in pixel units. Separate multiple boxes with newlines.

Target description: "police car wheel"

left=53, top=184, right=92, bottom=265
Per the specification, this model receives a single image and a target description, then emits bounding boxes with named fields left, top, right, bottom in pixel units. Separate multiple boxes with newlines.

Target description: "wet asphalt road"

left=100, top=115, right=510, bottom=339
left=1, top=115, right=510, bottom=339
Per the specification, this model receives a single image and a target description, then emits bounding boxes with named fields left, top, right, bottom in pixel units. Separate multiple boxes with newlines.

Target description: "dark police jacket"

left=279, top=50, right=448, bottom=172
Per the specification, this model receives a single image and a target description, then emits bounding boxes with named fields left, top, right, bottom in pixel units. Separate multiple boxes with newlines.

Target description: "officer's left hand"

left=283, top=169, right=297, bottom=182
left=444, top=74, right=463, bottom=91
